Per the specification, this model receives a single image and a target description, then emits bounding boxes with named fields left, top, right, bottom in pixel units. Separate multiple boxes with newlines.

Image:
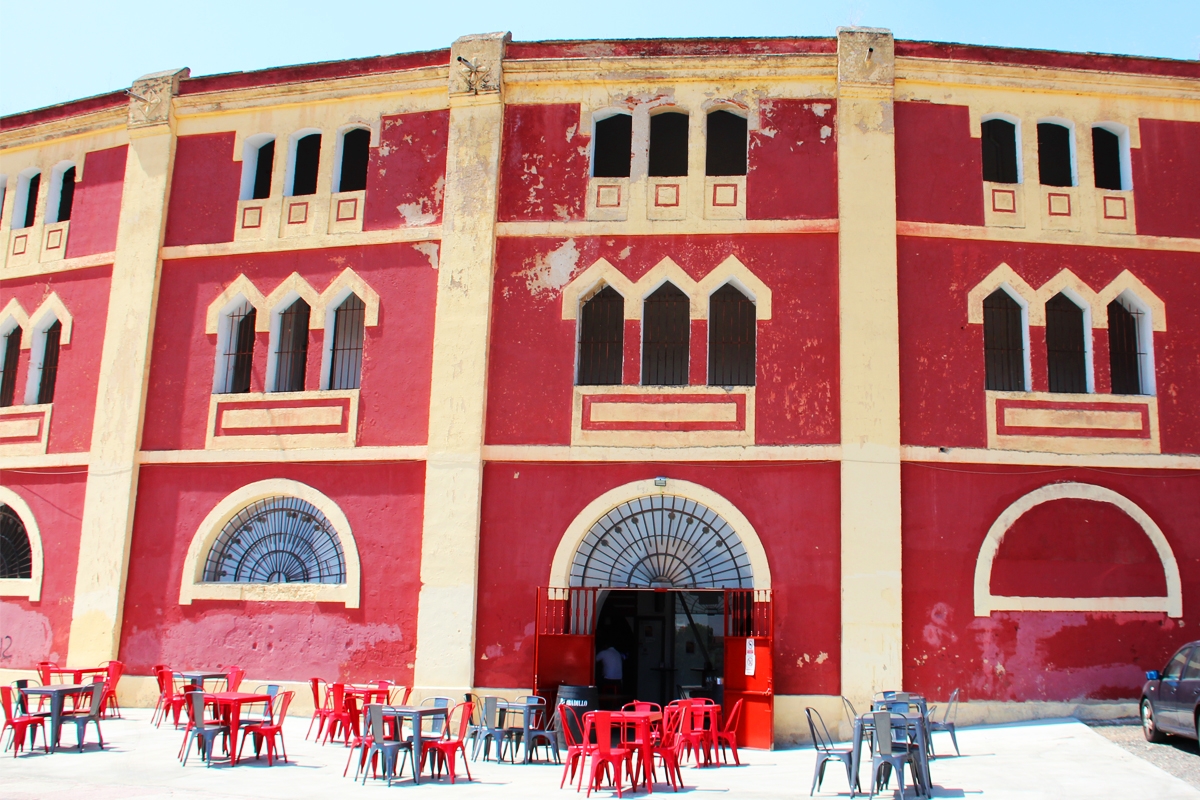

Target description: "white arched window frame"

left=703, top=104, right=751, bottom=174
left=0, top=486, right=45, bottom=601
left=992, top=283, right=1034, bottom=393
left=263, top=274, right=319, bottom=393
left=572, top=280, right=627, bottom=385
left=981, top=112, right=1024, bottom=184
left=1092, top=121, right=1133, bottom=192
left=1037, top=116, right=1078, bottom=187
left=44, top=160, right=76, bottom=224
left=13, top=168, right=42, bottom=229
left=284, top=127, right=323, bottom=197
left=239, top=133, right=276, bottom=201
left=1047, top=284, right=1095, bottom=393
left=23, top=310, right=62, bottom=405
left=1111, top=288, right=1157, bottom=396
left=333, top=125, right=372, bottom=193
left=315, top=269, right=380, bottom=391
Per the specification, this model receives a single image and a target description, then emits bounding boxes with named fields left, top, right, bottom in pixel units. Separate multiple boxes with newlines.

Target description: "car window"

left=1164, top=648, right=1191, bottom=680
left=1184, top=650, right=1200, bottom=681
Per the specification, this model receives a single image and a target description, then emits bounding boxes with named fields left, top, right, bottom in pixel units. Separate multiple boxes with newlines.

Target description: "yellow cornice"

left=0, top=117, right=127, bottom=154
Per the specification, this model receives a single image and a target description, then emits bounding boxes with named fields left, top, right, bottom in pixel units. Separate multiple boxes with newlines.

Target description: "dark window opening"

left=577, top=286, right=624, bottom=385
left=273, top=299, right=310, bottom=392
left=252, top=140, right=275, bottom=200
left=593, top=114, right=633, bottom=178
left=649, top=113, right=689, bottom=178
left=642, top=282, right=690, bottom=386
left=1037, top=123, right=1073, bottom=187
left=1046, top=293, right=1087, bottom=393
left=55, top=166, right=75, bottom=222
left=223, top=305, right=257, bottom=394
left=1108, top=299, right=1144, bottom=395
left=708, top=283, right=755, bottom=386
left=0, top=329, right=20, bottom=407
left=981, top=119, right=1019, bottom=184
left=20, top=173, right=40, bottom=229
left=329, top=294, right=365, bottom=391
left=0, top=504, right=32, bottom=580
left=983, top=289, right=1026, bottom=391
left=36, top=321, right=62, bottom=404
left=291, top=134, right=321, bottom=196
left=706, top=111, right=747, bottom=177
left=1092, top=127, right=1123, bottom=191
left=338, top=129, right=371, bottom=193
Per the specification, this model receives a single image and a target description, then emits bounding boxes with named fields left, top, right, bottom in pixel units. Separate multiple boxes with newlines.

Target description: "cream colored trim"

left=897, top=220, right=1200, bottom=254
left=0, top=451, right=89, bottom=469
left=25, top=292, right=73, bottom=347
left=205, top=275, right=266, bottom=335
left=637, top=257, right=703, bottom=319
left=697, top=255, right=772, bottom=320
left=205, top=390, right=359, bottom=450
left=138, top=445, right=426, bottom=464
left=0, top=404, right=52, bottom=456
left=966, top=263, right=1038, bottom=325
left=1096, top=270, right=1167, bottom=331
left=0, top=299, right=29, bottom=344
left=262, top=272, right=321, bottom=331
left=900, top=445, right=1199, bottom=469
left=973, top=482, right=1182, bottom=618
left=162, top=226, right=441, bottom=262
left=0, top=251, right=115, bottom=280
left=0, top=485, right=44, bottom=601
left=501, top=218, right=838, bottom=238
left=571, top=385, right=754, bottom=447
left=560, top=258, right=637, bottom=320
left=314, top=267, right=381, bottom=328
left=985, top=390, right=1160, bottom=455
left=179, top=478, right=361, bottom=608
left=1035, top=269, right=1104, bottom=326
left=480, top=444, right=840, bottom=462
left=548, top=478, right=771, bottom=590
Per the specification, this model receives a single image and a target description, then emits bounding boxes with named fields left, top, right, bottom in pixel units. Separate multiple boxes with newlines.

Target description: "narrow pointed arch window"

left=0, top=326, right=19, bottom=407
left=328, top=294, right=365, bottom=391
left=1046, top=293, right=1087, bottom=393
left=983, top=289, right=1026, bottom=391
left=981, top=118, right=1019, bottom=184
left=35, top=321, right=62, bottom=404
left=708, top=283, right=755, bottom=386
left=577, top=286, right=624, bottom=386
left=649, top=112, right=689, bottom=178
left=642, top=283, right=689, bottom=386
left=337, top=128, right=371, bottom=193
left=705, top=110, right=747, bottom=177
left=273, top=298, right=310, bottom=393
left=219, top=301, right=256, bottom=394
left=593, top=114, right=633, bottom=178
left=1108, top=297, right=1149, bottom=395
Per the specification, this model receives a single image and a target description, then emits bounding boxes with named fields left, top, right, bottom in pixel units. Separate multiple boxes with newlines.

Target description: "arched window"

left=981, top=118, right=1019, bottom=184
left=983, top=288, right=1026, bottom=391
left=24, top=317, right=62, bottom=405
left=203, top=496, right=346, bottom=584
left=0, top=322, right=20, bottom=407
left=272, top=298, right=310, bottom=393
left=1045, top=292, right=1088, bottom=393
left=240, top=134, right=276, bottom=201
left=1108, top=293, right=1153, bottom=396
left=1037, top=122, right=1074, bottom=187
left=216, top=300, right=256, bottom=394
left=649, top=112, right=689, bottom=178
left=287, top=132, right=322, bottom=197
left=1092, top=125, right=1128, bottom=191
left=336, top=128, right=371, bottom=193
left=46, top=163, right=76, bottom=223
left=577, top=286, right=624, bottom=386
left=0, top=504, right=32, bottom=580
left=593, top=114, right=632, bottom=178
left=15, top=170, right=40, bottom=229
left=642, top=282, right=689, bottom=386
left=708, top=283, right=755, bottom=386
left=327, top=294, right=365, bottom=390
left=705, top=110, right=747, bottom=177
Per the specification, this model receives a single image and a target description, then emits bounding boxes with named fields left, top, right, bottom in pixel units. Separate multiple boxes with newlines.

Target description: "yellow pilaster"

left=411, top=33, right=510, bottom=696
left=65, top=69, right=187, bottom=666
left=835, top=28, right=904, bottom=705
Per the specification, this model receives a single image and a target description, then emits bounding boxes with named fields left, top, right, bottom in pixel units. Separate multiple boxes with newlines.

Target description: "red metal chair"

left=306, top=678, right=331, bottom=740
left=34, top=662, right=57, bottom=712
left=422, top=701, right=474, bottom=784
left=715, top=699, right=744, bottom=765
left=648, top=704, right=685, bottom=792
left=224, top=666, right=245, bottom=693
left=322, top=683, right=353, bottom=745
left=583, top=711, right=635, bottom=798
left=99, top=660, right=124, bottom=718
left=2, top=686, right=47, bottom=757
left=558, top=703, right=590, bottom=789
left=238, top=691, right=293, bottom=766
left=675, top=701, right=713, bottom=767
left=154, top=667, right=187, bottom=728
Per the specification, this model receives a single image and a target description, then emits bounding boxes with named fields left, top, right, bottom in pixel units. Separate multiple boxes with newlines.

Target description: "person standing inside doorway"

left=596, top=645, right=626, bottom=694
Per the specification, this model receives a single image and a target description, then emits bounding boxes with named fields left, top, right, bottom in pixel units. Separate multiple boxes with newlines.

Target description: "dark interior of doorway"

left=594, top=589, right=725, bottom=710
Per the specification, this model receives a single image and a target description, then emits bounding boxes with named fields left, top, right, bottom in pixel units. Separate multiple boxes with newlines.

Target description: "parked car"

left=1141, top=641, right=1200, bottom=742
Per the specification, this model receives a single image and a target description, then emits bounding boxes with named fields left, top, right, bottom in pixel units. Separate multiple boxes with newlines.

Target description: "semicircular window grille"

left=0, top=504, right=33, bottom=580
left=203, top=496, right=346, bottom=584
left=570, top=494, right=753, bottom=589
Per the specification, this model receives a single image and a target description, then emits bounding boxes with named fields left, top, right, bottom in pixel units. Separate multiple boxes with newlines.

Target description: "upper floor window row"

left=592, top=109, right=748, bottom=180
left=981, top=117, right=1131, bottom=191
left=2, top=163, right=77, bottom=230
left=239, top=126, right=372, bottom=201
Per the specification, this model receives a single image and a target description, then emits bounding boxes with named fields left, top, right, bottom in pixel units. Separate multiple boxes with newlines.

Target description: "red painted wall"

left=0, top=471, right=86, bottom=667
left=902, top=464, right=1200, bottom=701
left=64, top=145, right=127, bottom=258
left=2, top=266, right=111, bottom=452
left=163, top=133, right=240, bottom=247
left=141, top=243, right=436, bottom=450
left=747, top=99, right=837, bottom=220
left=363, top=110, right=449, bottom=230
left=475, top=461, right=841, bottom=696
left=486, top=234, right=839, bottom=446
left=498, top=104, right=590, bottom=222
left=894, top=102, right=984, bottom=226
left=1133, top=119, right=1200, bottom=240
left=897, top=236, right=1200, bottom=453
left=118, top=462, right=425, bottom=682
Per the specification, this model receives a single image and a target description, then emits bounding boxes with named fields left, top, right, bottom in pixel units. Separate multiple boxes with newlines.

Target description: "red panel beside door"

left=533, top=588, right=598, bottom=706
left=724, top=589, right=774, bottom=749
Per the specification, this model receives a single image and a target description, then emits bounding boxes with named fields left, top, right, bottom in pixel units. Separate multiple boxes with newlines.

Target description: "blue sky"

left=1, top=0, right=1197, bottom=116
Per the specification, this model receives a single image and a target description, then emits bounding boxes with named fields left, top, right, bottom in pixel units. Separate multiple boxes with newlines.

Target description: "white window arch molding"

left=1097, top=270, right=1165, bottom=397
left=314, top=268, right=380, bottom=390
left=1037, top=116, right=1078, bottom=187
left=0, top=486, right=44, bottom=601
left=332, top=123, right=376, bottom=193
left=548, top=478, right=771, bottom=590
left=206, top=276, right=267, bottom=393
left=1092, top=121, right=1133, bottom=191
left=1036, top=269, right=1101, bottom=394
left=0, top=298, right=30, bottom=349
left=180, top=479, right=361, bottom=607
left=263, top=273, right=320, bottom=392
left=974, top=482, right=1182, bottom=618
left=697, top=255, right=772, bottom=320
left=239, top=133, right=277, bottom=200
left=968, top=263, right=1037, bottom=392
left=22, top=294, right=73, bottom=405
left=284, top=127, right=324, bottom=197
left=980, top=112, right=1024, bottom=183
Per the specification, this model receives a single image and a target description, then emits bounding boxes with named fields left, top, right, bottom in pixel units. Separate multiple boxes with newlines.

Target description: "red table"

left=586, top=710, right=663, bottom=792
left=206, top=691, right=271, bottom=765
left=48, top=667, right=107, bottom=684
left=344, top=684, right=390, bottom=704
left=688, top=703, right=721, bottom=766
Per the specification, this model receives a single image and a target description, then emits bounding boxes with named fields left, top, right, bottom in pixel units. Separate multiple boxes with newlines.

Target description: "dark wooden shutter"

left=1046, top=293, right=1087, bottom=393
left=981, top=119, right=1018, bottom=184
left=577, top=286, right=624, bottom=386
left=708, top=283, right=755, bottom=386
left=291, top=134, right=321, bottom=196
left=648, top=113, right=689, bottom=178
left=1037, top=123, right=1073, bottom=187
left=593, top=115, right=633, bottom=178
left=642, top=283, right=689, bottom=386
left=1107, top=300, right=1142, bottom=395
left=983, top=289, right=1025, bottom=391
left=274, top=298, right=310, bottom=392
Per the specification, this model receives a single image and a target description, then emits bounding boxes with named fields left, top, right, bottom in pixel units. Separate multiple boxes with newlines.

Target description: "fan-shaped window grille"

left=203, top=497, right=346, bottom=584
left=0, top=504, right=32, bottom=580
left=571, top=495, right=753, bottom=588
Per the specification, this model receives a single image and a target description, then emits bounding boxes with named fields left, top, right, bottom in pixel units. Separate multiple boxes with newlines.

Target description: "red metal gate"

left=723, top=588, right=774, bottom=749
left=532, top=587, right=598, bottom=707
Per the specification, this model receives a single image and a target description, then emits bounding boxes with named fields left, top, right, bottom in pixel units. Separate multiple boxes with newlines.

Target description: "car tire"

left=1142, top=698, right=1168, bottom=743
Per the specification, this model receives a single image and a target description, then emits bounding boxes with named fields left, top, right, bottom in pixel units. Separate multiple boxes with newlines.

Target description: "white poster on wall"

left=745, top=638, right=756, bottom=676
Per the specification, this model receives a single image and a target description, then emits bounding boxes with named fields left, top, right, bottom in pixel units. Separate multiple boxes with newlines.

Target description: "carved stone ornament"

left=449, top=32, right=509, bottom=96
left=127, top=68, right=190, bottom=128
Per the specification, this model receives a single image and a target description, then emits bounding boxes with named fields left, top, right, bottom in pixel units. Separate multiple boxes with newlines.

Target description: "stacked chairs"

left=471, top=695, right=508, bottom=762
left=868, top=709, right=924, bottom=798
left=322, top=683, right=353, bottom=745
left=152, top=667, right=186, bottom=727
left=1, top=686, right=47, bottom=757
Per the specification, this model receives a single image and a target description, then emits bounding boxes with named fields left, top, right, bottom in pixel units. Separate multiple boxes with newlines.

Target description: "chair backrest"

left=422, top=696, right=452, bottom=734
left=448, top=701, right=474, bottom=743
left=1, top=686, right=15, bottom=723
left=11, top=680, right=36, bottom=715
left=871, top=711, right=893, bottom=755
left=36, top=662, right=55, bottom=685
left=558, top=703, right=582, bottom=747
left=330, top=683, right=346, bottom=710
left=309, top=678, right=325, bottom=708
left=722, top=698, right=744, bottom=733
left=590, top=711, right=616, bottom=755
left=389, top=685, right=412, bottom=706
left=225, top=666, right=244, bottom=692
left=273, top=691, right=294, bottom=724
left=523, top=696, right=547, bottom=731
left=888, top=701, right=909, bottom=715
left=367, top=703, right=385, bottom=741
left=105, top=660, right=125, bottom=685
left=943, top=688, right=960, bottom=723
left=894, top=692, right=910, bottom=702
left=805, top=707, right=835, bottom=754
left=187, top=690, right=207, bottom=724
left=841, top=695, right=858, bottom=727
left=156, top=667, right=172, bottom=695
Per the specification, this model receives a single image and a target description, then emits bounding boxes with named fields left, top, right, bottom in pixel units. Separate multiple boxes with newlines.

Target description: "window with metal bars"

left=202, top=496, right=345, bottom=584
left=642, top=282, right=690, bottom=386
left=290, top=133, right=321, bottom=196
left=706, top=110, right=747, bottom=176
left=1108, top=299, right=1145, bottom=395
left=328, top=294, right=365, bottom=390
left=54, top=166, right=75, bottom=222
left=593, top=114, right=633, bottom=178
left=273, top=299, right=310, bottom=392
left=0, top=329, right=19, bottom=407
left=36, top=321, right=62, bottom=404
left=338, top=128, right=370, bottom=193
left=1045, top=293, right=1088, bottom=393
left=708, top=283, right=755, bottom=386
left=577, top=286, right=624, bottom=385
left=1037, top=123, right=1074, bottom=187
left=981, top=119, right=1019, bottom=184
left=649, top=112, right=689, bottom=178
left=221, top=303, right=256, bottom=394
left=983, top=289, right=1026, bottom=391
left=0, top=504, right=32, bottom=580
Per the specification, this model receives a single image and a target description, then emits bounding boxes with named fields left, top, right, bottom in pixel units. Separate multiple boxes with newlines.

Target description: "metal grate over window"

left=577, top=286, right=624, bottom=385
left=0, top=329, right=19, bottom=407
left=0, top=504, right=32, bottom=580
left=273, top=298, right=310, bottom=392
left=1108, top=299, right=1144, bottom=395
left=221, top=302, right=256, bottom=394
left=203, top=496, right=346, bottom=584
left=37, top=321, right=62, bottom=404
left=570, top=494, right=753, bottom=589
left=1046, top=293, right=1087, bottom=394
left=328, top=294, right=365, bottom=391
left=708, top=283, right=755, bottom=386
left=642, top=282, right=689, bottom=386
left=983, top=289, right=1025, bottom=391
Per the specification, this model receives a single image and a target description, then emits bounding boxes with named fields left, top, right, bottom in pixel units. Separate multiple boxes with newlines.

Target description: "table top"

left=606, top=710, right=664, bottom=722
left=48, top=667, right=106, bottom=675
left=177, top=670, right=230, bottom=679
left=382, top=705, right=449, bottom=716
left=22, top=683, right=89, bottom=695
left=208, top=692, right=271, bottom=704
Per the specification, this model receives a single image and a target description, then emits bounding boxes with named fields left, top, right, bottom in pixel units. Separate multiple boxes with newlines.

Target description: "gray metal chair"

left=420, top=696, right=454, bottom=738
left=806, top=707, right=856, bottom=796
left=515, top=696, right=559, bottom=764
left=361, top=704, right=411, bottom=787
left=927, top=688, right=960, bottom=757
left=61, top=680, right=106, bottom=752
left=471, top=696, right=508, bottom=762
left=180, top=690, right=227, bottom=766
left=242, top=684, right=280, bottom=726
left=868, top=711, right=924, bottom=798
